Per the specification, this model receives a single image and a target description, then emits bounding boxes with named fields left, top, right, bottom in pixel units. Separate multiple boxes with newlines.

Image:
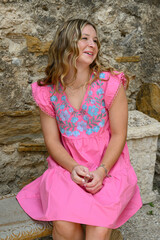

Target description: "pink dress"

left=16, top=71, right=142, bottom=229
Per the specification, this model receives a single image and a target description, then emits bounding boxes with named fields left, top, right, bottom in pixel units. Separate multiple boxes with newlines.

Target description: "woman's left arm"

left=85, top=85, right=128, bottom=193
left=100, top=84, right=128, bottom=172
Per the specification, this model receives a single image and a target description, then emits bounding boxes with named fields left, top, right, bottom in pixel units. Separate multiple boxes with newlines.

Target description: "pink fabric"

left=32, top=83, right=56, bottom=117
left=16, top=72, right=142, bottom=229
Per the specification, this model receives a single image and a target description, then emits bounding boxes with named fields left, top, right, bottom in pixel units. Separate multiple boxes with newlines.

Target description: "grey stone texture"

left=127, top=111, right=160, bottom=203
left=0, top=0, right=160, bottom=199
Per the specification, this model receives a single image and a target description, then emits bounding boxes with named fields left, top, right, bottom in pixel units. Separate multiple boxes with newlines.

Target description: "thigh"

left=86, top=225, right=112, bottom=240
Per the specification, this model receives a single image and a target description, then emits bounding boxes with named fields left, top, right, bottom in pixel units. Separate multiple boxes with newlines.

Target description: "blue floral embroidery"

left=101, top=108, right=106, bottom=114
left=60, top=104, right=65, bottom=109
left=88, top=90, right=93, bottom=96
left=60, top=126, right=65, bottom=134
left=99, top=119, right=105, bottom=127
left=96, top=88, right=104, bottom=95
left=82, top=104, right=87, bottom=110
left=92, top=126, right=100, bottom=132
left=86, top=128, right=93, bottom=135
left=60, top=110, right=70, bottom=121
left=77, top=121, right=87, bottom=132
left=83, top=115, right=89, bottom=121
left=69, top=107, right=74, bottom=113
left=88, top=106, right=99, bottom=116
left=72, top=131, right=80, bottom=137
left=66, top=130, right=72, bottom=136
left=61, top=95, right=66, bottom=101
left=102, top=100, right=105, bottom=106
left=71, top=117, right=78, bottom=123
left=51, top=95, right=58, bottom=102
left=49, top=77, right=107, bottom=137
left=90, top=99, right=95, bottom=104
left=99, top=72, right=105, bottom=79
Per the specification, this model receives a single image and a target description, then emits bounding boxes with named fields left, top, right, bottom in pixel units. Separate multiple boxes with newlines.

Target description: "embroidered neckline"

left=62, top=84, right=91, bottom=112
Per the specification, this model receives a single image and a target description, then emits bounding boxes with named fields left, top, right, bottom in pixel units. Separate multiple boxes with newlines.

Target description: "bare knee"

left=53, top=220, right=81, bottom=239
left=94, top=227, right=111, bottom=238
left=86, top=225, right=112, bottom=240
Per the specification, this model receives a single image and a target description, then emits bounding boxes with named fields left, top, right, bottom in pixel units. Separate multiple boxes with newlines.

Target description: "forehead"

left=81, top=24, right=97, bottom=37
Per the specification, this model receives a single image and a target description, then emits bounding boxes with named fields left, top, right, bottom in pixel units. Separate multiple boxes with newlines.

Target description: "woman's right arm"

left=39, top=109, right=90, bottom=184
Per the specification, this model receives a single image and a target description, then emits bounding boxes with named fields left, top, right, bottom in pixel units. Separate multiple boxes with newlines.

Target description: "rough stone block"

left=18, top=143, right=47, bottom=152
left=136, top=83, right=160, bottom=122
left=127, top=110, right=160, bottom=203
left=24, top=35, right=52, bottom=56
left=0, top=110, right=41, bottom=145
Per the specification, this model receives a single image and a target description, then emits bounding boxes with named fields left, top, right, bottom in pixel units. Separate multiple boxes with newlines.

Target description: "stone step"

left=0, top=193, right=52, bottom=240
left=0, top=193, right=123, bottom=240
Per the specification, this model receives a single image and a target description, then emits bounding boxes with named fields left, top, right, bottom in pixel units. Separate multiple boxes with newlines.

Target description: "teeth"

left=86, top=52, right=92, bottom=55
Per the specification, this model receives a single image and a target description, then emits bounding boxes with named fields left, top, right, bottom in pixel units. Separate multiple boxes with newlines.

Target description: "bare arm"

left=40, top=110, right=77, bottom=172
left=40, top=109, right=90, bottom=184
left=101, top=84, right=128, bottom=172
left=85, top=85, right=128, bottom=193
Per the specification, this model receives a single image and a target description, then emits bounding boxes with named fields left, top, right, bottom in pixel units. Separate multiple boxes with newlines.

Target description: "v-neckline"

left=63, top=84, right=91, bottom=112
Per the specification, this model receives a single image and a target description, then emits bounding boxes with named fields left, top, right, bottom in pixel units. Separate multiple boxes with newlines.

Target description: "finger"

left=81, top=167, right=90, bottom=174
left=84, top=178, right=98, bottom=188
left=84, top=175, right=93, bottom=183
left=86, top=186, right=102, bottom=194
left=77, top=168, right=90, bottom=178
left=72, top=174, right=85, bottom=185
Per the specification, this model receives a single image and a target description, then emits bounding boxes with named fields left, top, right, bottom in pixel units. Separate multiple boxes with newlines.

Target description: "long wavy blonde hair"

left=38, top=18, right=129, bottom=90
left=38, top=19, right=103, bottom=90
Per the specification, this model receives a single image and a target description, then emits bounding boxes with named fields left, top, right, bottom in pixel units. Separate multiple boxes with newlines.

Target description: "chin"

left=77, top=59, right=95, bottom=67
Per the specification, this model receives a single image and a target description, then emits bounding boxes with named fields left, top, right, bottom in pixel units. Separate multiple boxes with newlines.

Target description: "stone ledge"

left=0, top=193, right=52, bottom=240
left=127, top=110, right=160, bottom=140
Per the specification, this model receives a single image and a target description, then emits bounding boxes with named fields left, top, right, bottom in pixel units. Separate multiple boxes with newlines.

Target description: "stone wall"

left=0, top=0, right=160, bottom=195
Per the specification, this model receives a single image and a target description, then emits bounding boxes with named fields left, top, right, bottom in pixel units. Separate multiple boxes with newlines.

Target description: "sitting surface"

left=0, top=193, right=52, bottom=240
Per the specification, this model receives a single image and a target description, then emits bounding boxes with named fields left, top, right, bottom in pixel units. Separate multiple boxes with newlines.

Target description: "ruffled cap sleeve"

left=31, top=82, right=55, bottom=117
left=105, top=72, right=127, bottom=110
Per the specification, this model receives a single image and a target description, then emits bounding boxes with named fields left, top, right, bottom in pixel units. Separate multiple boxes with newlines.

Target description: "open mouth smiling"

left=84, top=51, right=94, bottom=56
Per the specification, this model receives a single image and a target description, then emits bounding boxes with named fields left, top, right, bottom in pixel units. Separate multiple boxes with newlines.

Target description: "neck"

left=66, top=66, right=91, bottom=88
left=76, top=67, right=91, bottom=83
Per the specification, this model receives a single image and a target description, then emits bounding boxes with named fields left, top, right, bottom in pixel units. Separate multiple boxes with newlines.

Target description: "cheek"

left=94, top=48, right=98, bottom=58
left=78, top=42, right=86, bottom=53
left=95, top=45, right=98, bottom=53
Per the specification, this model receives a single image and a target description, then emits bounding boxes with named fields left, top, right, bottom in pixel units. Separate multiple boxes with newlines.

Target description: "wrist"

left=96, top=164, right=109, bottom=178
left=71, top=163, right=79, bottom=172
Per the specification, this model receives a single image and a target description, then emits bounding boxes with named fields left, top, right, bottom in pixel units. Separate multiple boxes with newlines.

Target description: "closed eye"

left=81, top=37, right=97, bottom=44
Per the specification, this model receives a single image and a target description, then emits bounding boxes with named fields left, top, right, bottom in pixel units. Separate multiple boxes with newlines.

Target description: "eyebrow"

left=82, top=33, right=98, bottom=39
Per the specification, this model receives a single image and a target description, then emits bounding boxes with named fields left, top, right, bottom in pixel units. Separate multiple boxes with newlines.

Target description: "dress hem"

left=16, top=196, right=142, bottom=229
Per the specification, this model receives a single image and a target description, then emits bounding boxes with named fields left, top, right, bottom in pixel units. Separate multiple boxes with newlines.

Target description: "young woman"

left=17, top=19, right=142, bottom=240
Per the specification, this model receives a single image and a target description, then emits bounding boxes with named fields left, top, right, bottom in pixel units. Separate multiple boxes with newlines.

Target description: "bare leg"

left=85, top=225, right=112, bottom=240
left=52, top=220, right=84, bottom=240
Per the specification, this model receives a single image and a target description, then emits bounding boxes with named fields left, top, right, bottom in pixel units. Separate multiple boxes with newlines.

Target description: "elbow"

left=44, top=137, right=61, bottom=153
left=111, top=131, right=127, bottom=144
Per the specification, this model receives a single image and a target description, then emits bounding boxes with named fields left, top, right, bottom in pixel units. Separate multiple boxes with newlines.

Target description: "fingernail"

left=82, top=179, right=85, bottom=183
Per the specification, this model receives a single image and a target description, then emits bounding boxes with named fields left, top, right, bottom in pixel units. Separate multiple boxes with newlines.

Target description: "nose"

left=88, top=39, right=96, bottom=47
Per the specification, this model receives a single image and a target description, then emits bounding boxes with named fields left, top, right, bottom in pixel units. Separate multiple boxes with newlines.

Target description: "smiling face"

left=76, top=24, right=99, bottom=67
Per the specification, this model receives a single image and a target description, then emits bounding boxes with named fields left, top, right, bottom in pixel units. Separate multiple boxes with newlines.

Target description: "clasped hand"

left=71, top=165, right=106, bottom=194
